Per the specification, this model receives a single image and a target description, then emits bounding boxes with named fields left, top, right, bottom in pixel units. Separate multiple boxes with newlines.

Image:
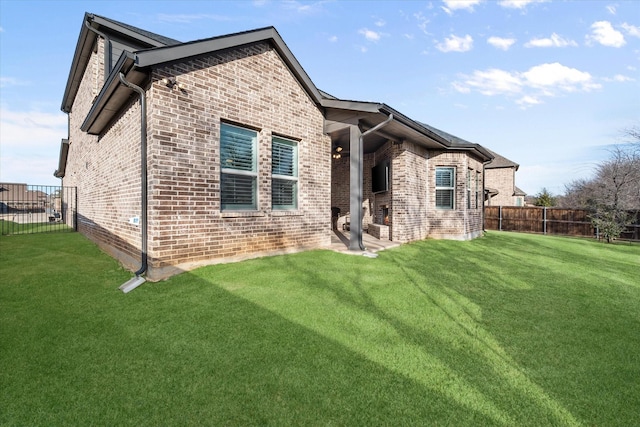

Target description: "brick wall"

left=485, top=167, right=516, bottom=206
left=146, top=42, right=331, bottom=278
left=331, top=140, right=484, bottom=242
left=63, top=38, right=144, bottom=269
left=426, top=150, right=484, bottom=240
left=65, top=39, right=331, bottom=280
left=390, top=141, right=429, bottom=242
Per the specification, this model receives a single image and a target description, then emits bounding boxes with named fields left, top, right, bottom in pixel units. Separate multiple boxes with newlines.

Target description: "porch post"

left=349, top=124, right=365, bottom=250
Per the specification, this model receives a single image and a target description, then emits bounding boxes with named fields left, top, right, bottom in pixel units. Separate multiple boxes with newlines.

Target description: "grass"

left=1, top=231, right=638, bottom=426
left=1, top=219, right=72, bottom=235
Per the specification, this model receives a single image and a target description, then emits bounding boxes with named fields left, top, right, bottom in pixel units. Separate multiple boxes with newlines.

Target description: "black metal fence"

left=0, top=185, right=77, bottom=235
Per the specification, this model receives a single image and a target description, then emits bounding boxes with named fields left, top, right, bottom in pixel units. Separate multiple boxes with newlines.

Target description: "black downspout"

left=118, top=73, right=148, bottom=277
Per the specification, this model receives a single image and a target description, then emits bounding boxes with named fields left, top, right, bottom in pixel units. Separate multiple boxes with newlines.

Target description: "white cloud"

left=498, top=0, right=548, bottom=9
left=375, top=19, right=386, bottom=27
left=516, top=95, right=542, bottom=107
left=524, top=33, right=577, bottom=48
left=606, top=4, right=616, bottom=15
left=604, top=74, right=636, bottom=82
left=452, top=62, right=601, bottom=107
left=328, top=35, right=338, bottom=42
left=414, top=12, right=430, bottom=34
left=442, top=0, right=483, bottom=13
left=0, top=76, right=29, bottom=88
left=359, top=28, right=381, bottom=42
left=487, top=36, right=517, bottom=50
left=522, top=63, right=600, bottom=92
left=621, top=23, right=640, bottom=38
left=455, top=68, right=522, bottom=95
left=586, top=21, right=625, bottom=47
left=436, top=34, right=473, bottom=52
left=0, top=107, right=67, bottom=185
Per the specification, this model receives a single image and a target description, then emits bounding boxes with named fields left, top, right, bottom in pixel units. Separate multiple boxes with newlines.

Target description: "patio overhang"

left=323, top=99, right=493, bottom=252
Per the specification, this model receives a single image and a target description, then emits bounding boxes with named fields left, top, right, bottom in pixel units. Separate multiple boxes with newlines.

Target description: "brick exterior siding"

left=64, top=39, right=145, bottom=268
left=331, top=139, right=484, bottom=243
left=64, top=39, right=331, bottom=280
left=425, top=150, right=484, bottom=240
left=485, top=167, right=517, bottom=206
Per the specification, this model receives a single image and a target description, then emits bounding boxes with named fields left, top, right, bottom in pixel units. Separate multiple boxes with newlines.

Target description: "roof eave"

left=53, top=138, right=70, bottom=178
left=61, top=13, right=96, bottom=113
left=80, top=52, right=145, bottom=135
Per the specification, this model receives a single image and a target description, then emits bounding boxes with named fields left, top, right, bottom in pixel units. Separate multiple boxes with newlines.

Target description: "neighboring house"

left=55, top=13, right=493, bottom=280
left=484, top=149, right=526, bottom=206
left=0, top=183, right=48, bottom=213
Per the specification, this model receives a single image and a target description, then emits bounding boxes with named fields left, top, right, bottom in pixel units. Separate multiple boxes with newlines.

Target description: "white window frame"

left=220, top=122, right=258, bottom=211
left=435, top=167, right=455, bottom=210
left=271, top=136, right=298, bottom=210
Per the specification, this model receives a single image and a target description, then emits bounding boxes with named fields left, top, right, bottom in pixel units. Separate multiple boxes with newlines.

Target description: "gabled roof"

left=61, top=13, right=181, bottom=113
left=94, top=14, right=181, bottom=46
left=80, top=25, right=325, bottom=134
left=62, top=13, right=492, bottom=164
left=484, top=147, right=520, bottom=170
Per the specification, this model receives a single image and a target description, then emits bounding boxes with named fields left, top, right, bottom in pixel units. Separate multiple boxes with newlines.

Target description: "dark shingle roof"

left=418, top=122, right=476, bottom=148
left=93, top=14, right=182, bottom=46
left=484, top=147, right=519, bottom=170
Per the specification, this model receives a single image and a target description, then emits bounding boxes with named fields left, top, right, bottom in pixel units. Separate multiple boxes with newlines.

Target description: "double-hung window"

left=220, top=123, right=258, bottom=211
left=435, top=167, right=455, bottom=209
left=272, top=136, right=298, bottom=210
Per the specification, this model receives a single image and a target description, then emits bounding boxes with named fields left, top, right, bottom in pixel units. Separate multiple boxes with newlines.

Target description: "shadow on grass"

left=2, top=231, right=639, bottom=426
left=1, top=234, right=493, bottom=426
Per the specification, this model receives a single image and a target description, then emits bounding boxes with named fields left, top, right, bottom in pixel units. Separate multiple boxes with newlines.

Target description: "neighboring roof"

left=484, top=147, right=520, bottom=170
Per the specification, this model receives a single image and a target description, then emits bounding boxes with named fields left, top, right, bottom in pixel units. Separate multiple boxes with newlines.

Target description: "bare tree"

left=561, top=124, right=640, bottom=241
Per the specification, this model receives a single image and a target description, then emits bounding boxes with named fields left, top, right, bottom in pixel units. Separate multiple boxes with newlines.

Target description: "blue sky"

left=1, top=0, right=638, bottom=195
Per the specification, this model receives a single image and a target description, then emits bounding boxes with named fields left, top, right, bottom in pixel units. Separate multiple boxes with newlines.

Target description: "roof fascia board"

left=61, top=13, right=177, bottom=114
left=321, top=98, right=383, bottom=113
left=61, top=13, right=97, bottom=113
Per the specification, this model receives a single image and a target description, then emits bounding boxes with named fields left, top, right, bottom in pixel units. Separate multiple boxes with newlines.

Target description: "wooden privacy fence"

left=485, top=206, right=640, bottom=241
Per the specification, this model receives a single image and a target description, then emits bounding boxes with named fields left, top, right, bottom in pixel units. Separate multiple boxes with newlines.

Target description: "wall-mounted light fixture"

left=332, top=144, right=343, bottom=159
left=161, top=77, right=185, bottom=90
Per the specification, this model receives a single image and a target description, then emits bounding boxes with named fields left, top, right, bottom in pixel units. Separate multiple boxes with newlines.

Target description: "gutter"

left=117, top=72, right=148, bottom=293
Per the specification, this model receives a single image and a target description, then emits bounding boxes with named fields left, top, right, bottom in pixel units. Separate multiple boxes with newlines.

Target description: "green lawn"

left=1, top=231, right=638, bottom=426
